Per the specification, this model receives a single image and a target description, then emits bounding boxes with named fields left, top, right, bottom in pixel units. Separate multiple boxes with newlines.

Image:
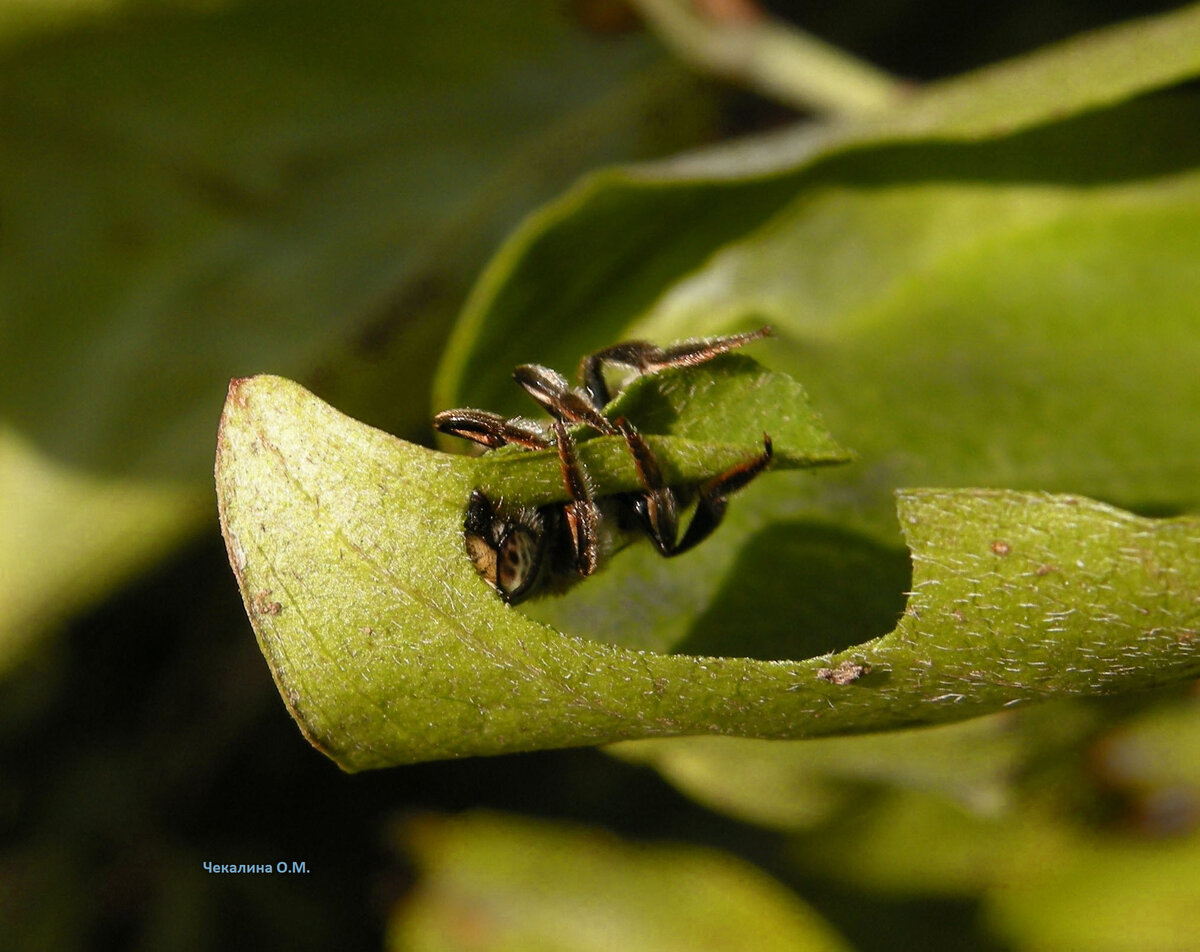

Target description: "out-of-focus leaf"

left=609, top=713, right=1028, bottom=830
left=0, top=0, right=666, bottom=477
left=216, top=375, right=1200, bottom=770
left=1092, top=694, right=1200, bottom=795
left=989, top=830, right=1200, bottom=952
left=0, top=427, right=206, bottom=654
left=873, top=1, right=1200, bottom=141
left=0, top=0, right=712, bottom=667
left=388, top=812, right=851, bottom=952
left=773, top=719, right=1200, bottom=952
left=986, top=698, right=1200, bottom=951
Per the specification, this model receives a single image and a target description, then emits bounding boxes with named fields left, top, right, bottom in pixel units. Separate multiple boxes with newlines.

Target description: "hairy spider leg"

left=432, top=409, right=551, bottom=449
left=673, top=434, right=774, bottom=556
left=578, top=326, right=773, bottom=408
left=611, top=417, right=679, bottom=556
left=611, top=416, right=773, bottom=557
left=550, top=419, right=601, bottom=577
left=512, top=364, right=616, bottom=435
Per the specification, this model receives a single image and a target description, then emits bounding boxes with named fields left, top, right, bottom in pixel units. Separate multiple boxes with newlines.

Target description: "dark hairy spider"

left=433, top=327, right=774, bottom=603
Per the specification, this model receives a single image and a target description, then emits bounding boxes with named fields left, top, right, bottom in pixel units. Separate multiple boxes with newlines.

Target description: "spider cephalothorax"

left=434, top=328, right=774, bottom=603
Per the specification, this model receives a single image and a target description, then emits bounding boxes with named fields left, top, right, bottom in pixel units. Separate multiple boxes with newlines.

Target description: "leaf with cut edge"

left=216, top=375, right=1200, bottom=770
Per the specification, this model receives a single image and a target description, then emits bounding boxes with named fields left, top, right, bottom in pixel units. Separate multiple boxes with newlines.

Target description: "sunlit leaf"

left=216, top=375, right=1200, bottom=770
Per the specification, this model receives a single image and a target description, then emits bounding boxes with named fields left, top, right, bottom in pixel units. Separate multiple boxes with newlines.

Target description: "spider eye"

left=497, top=529, right=540, bottom=599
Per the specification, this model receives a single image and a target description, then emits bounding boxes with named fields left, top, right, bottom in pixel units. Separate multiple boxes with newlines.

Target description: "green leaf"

left=989, top=831, right=1200, bottom=952
left=874, top=1, right=1200, bottom=141
left=216, top=376, right=1200, bottom=770
left=389, top=812, right=851, bottom=952
left=222, top=4, right=1200, bottom=771
left=1, top=0, right=656, bottom=478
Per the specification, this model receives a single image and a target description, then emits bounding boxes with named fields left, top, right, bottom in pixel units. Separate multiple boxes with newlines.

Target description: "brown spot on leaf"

left=817, top=661, right=870, bottom=685
left=252, top=591, right=282, bottom=615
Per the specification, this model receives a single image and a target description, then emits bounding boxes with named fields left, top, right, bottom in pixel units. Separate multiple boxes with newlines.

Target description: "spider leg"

left=611, top=417, right=679, bottom=557
left=578, top=326, right=772, bottom=407
left=433, top=409, right=551, bottom=449
left=513, top=364, right=616, bottom=435
left=612, top=418, right=772, bottom=558
left=671, top=434, right=774, bottom=557
left=551, top=419, right=601, bottom=576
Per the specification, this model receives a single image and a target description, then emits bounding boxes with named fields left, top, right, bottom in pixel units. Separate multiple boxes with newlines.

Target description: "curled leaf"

left=216, top=376, right=1200, bottom=770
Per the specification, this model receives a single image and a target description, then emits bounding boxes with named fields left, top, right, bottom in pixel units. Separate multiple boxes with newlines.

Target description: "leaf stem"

left=628, top=0, right=907, bottom=117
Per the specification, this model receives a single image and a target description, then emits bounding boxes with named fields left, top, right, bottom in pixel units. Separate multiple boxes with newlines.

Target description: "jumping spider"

left=433, top=327, right=774, bottom=604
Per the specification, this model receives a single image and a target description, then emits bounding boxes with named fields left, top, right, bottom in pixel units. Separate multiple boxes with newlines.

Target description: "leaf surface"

left=216, top=376, right=1200, bottom=770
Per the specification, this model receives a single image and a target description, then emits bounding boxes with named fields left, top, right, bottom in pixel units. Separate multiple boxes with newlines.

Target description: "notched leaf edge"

left=216, top=376, right=1200, bottom=771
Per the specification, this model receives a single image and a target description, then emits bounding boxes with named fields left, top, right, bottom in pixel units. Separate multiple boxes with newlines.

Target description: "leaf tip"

left=224, top=375, right=258, bottom=410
